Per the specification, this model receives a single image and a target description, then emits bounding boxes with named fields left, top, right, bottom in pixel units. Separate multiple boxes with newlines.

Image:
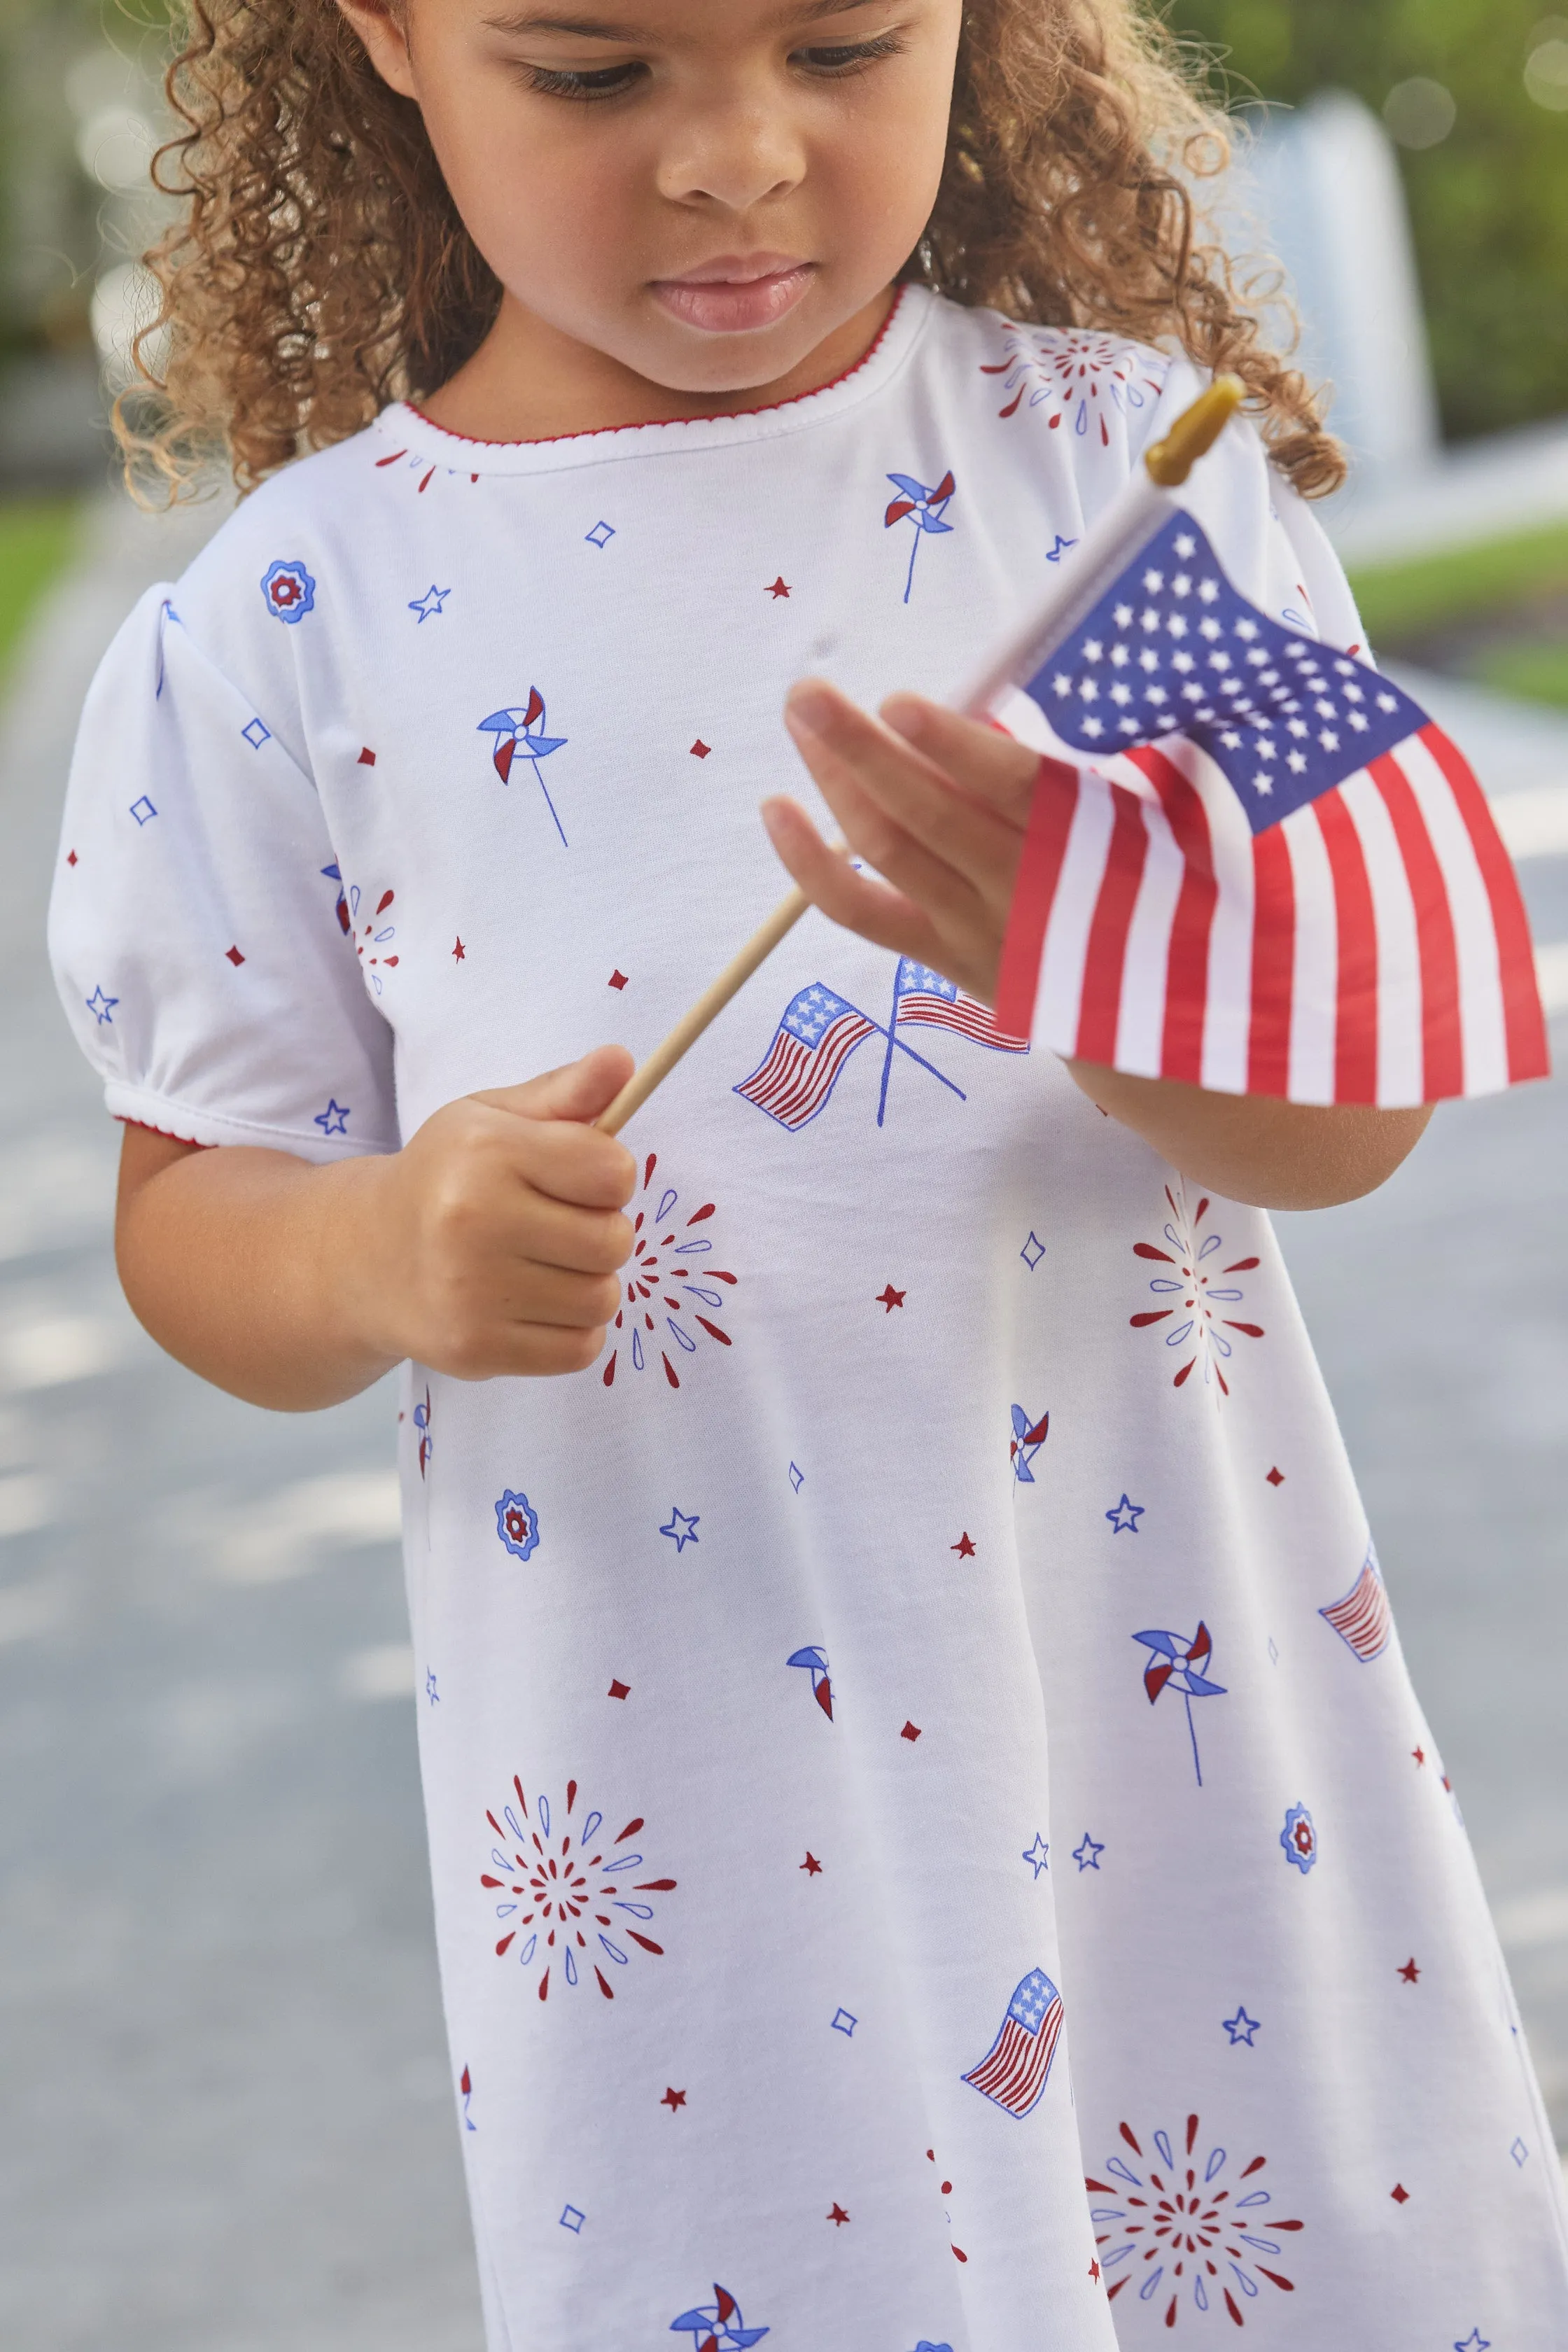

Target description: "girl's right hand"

left=348, top=1045, right=639, bottom=1382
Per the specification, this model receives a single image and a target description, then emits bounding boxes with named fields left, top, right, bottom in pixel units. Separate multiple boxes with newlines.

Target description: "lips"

left=649, top=256, right=816, bottom=335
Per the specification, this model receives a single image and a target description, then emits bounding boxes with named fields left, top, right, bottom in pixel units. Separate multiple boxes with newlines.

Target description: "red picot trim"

left=115, top=1116, right=213, bottom=1149
left=399, top=286, right=909, bottom=453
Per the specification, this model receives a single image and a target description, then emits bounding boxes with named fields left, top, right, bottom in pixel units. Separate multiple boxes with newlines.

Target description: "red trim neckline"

left=399, top=284, right=911, bottom=454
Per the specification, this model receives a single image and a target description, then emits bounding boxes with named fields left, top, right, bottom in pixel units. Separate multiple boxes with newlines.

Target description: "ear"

left=333, top=0, right=419, bottom=99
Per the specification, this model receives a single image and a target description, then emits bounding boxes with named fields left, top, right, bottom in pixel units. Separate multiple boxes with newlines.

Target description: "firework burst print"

left=477, top=689, right=570, bottom=844
left=331, top=882, right=399, bottom=993
left=480, top=1775, right=676, bottom=2001
left=1087, top=2111, right=1304, bottom=2326
left=414, top=1384, right=433, bottom=1478
left=884, top=470, right=955, bottom=603
left=979, top=326, right=1166, bottom=442
left=602, top=1152, right=737, bottom=1391
left=1133, top=1625, right=1227, bottom=1786
left=1130, top=1187, right=1264, bottom=1396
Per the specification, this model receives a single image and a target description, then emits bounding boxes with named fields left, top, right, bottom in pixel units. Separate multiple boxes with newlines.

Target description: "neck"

left=416, top=283, right=899, bottom=443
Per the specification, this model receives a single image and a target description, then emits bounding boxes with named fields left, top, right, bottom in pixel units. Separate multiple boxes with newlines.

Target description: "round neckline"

left=376, top=284, right=931, bottom=475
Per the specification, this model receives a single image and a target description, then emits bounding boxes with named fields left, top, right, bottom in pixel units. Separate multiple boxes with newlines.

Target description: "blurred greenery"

left=1172, top=0, right=1568, bottom=440
left=1348, top=522, right=1568, bottom=637
left=0, top=497, right=78, bottom=677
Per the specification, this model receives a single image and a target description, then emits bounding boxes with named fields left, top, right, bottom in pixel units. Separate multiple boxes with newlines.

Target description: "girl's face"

left=340, top=0, right=962, bottom=407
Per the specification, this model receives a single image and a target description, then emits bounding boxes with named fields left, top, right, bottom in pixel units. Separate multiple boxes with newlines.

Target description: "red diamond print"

left=1266, top=1466, right=1285, bottom=1486
left=1390, top=2183, right=1409, bottom=2204
left=66, top=849, right=78, bottom=867
left=225, top=946, right=245, bottom=966
left=608, top=969, right=629, bottom=990
left=358, top=747, right=377, bottom=766
left=690, top=739, right=710, bottom=759
left=900, top=1720, right=921, bottom=1742
left=608, top=1678, right=630, bottom=1700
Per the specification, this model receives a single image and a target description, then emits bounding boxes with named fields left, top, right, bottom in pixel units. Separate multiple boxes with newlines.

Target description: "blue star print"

left=85, top=986, right=119, bottom=1025
left=1105, top=1493, right=1144, bottom=1534
left=1073, top=1833, right=1105, bottom=1871
left=408, top=584, right=450, bottom=622
left=1453, top=2335, right=1491, bottom=2351
left=1022, top=1833, right=1050, bottom=1879
left=1223, top=2006, right=1261, bottom=2045
left=661, top=1507, right=700, bottom=1553
left=314, top=1099, right=351, bottom=1135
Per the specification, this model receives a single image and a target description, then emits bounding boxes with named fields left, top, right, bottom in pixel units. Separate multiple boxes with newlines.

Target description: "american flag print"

left=962, top=1967, right=1064, bottom=2118
left=893, top=958, right=1030, bottom=1051
left=733, top=983, right=877, bottom=1130
left=1320, top=1544, right=1394, bottom=1662
left=993, top=509, right=1549, bottom=1107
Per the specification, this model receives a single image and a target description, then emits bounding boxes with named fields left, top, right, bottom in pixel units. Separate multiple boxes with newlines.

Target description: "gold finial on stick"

left=1144, top=375, right=1247, bottom=488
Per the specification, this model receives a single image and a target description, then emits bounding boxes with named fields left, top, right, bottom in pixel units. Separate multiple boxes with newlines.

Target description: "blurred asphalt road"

left=1, top=500, right=1566, bottom=2350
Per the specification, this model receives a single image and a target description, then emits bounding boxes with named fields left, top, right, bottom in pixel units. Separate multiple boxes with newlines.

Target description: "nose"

left=655, top=82, right=807, bottom=212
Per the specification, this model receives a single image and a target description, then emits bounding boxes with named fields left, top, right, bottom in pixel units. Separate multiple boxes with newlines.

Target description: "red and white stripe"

left=993, top=722, right=1548, bottom=1107
left=734, top=1007, right=875, bottom=1130
left=897, top=989, right=1030, bottom=1051
left=962, top=1994, right=1063, bottom=2117
left=1320, top=1552, right=1393, bottom=1662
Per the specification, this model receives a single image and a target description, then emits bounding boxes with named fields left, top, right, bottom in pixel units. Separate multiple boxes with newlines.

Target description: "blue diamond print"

left=789, top=1462, right=804, bottom=1493
left=1020, top=1231, right=1045, bottom=1271
left=241, top=718, right=271, bottom=749
left=831, top=2008, right=857, bottom=2036
left=1511, top=2137, right=1529, bottom=2166
left=130, top=795, right=158, bottom=825
left=559, top=2204, right=585, bottom=2233
left=585, top=520, right=615, bottom=549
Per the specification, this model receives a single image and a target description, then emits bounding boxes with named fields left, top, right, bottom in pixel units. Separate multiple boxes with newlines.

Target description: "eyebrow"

left=484, top=0, right=888, bottom=40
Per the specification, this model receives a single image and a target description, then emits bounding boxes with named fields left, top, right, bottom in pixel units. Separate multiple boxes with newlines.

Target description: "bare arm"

left=762, top=682, right=1432, bottom=1212
left=114, top=1046, right=638, bottom=1412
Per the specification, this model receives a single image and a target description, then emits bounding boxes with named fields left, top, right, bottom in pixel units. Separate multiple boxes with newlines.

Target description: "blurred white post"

left=1242, top=91, right=1442, bottom=486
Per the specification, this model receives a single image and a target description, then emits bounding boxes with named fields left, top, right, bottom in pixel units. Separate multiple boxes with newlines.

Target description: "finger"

left=498, top=1189, right=635, bottom=1275
left=785, top=679, right=1021, bottom=903
left=783, top=706, right=994, bottom=938
left=468, top=1100, right=638, bottom=1212
left=444, top=1320, right=610, bottom=1382
left=761, top=796, right=964, bottom=972
left=479, top=1044, right=637, bottom=1128
left=878, top=694, right=1042, bottom=825
left=491, top=1261, right=624, bottom=1329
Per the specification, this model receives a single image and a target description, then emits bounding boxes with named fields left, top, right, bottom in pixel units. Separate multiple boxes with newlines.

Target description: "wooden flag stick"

left=595, top=880, right=817, bottom=1135
left=594, top=377, right=1245, bottom=1138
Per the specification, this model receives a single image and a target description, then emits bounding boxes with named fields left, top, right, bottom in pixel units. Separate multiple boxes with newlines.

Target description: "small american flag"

left=894, top=957, right=1029, bottom=1050
left=733, top=983, right=876, bottom=1130
left=962, top=1968, right=1063, bottom=2118
left=1319, top=1546, right=1393, bottom=1662
left=992, top=509, right=1548, bottom=1107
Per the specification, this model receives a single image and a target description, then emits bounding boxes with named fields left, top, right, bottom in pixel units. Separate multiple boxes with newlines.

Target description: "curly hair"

left=121, top=0, right=1345, bottom=500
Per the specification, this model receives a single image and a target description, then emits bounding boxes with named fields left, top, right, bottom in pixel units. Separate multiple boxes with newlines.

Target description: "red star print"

left=827, top=2202, right=850, bottom=2226
left=225, top=946, right=245, bottom=966
left=608, top=1678, right=630, bottom=1700
left=766, top=575, right=791, bottom=598
left=1398, top=1957, right=1420, bottom=1983
left=661, top=2087, right=687, bottom=2111
left=1390, top=2183, right=1409, bottom=2204
left=608, top=969, right=629, bottom=990
left=900, top=1720, right=921, bottom=1742
left=690, top=738, right=710, bottom=759
left=876, top=1284, right=906, bottom=1312
left=951, top=1533, right=976, bottom=1558
left=1412, top=1746, right=1425, bottom=1766
left=1089, top=2260, right=1101, bottom=2282
left=800, top=1851, right=822, bottom=1875
left=452, top=937, right=466, bottom=961
left=66, top=849, right=78, bottom=867
left=1266, top=1466, right=1285, bottom=1486
left=357, top=746, right=377, bottom=766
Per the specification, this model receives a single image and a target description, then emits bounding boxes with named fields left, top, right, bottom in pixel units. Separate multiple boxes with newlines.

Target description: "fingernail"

left=785, top=682, right=832, bottom=736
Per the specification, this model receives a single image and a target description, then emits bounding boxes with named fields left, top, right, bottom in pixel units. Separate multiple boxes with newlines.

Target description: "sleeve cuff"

left=103, top=1082, right=398, bottom=1164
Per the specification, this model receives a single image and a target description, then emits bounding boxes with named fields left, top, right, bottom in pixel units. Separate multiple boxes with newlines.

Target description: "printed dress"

left=50, top=287, right=1568, bottom=2349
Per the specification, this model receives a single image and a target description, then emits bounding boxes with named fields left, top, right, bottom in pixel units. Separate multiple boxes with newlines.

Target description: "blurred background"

left=1, top=2, right=1567, bottom=2346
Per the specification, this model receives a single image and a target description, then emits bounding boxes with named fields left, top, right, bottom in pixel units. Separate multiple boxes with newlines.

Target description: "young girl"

left=50, top=0, right=1568, bottom=2342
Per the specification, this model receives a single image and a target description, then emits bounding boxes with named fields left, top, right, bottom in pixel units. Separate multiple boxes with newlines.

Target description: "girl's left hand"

left=765, top=678, right=1040, bottom=1004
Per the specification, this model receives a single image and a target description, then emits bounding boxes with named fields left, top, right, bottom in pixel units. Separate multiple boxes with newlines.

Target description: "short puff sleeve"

left=49, top=585, right=398, bottom=1159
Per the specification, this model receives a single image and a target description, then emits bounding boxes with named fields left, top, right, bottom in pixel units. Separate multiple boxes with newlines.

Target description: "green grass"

left=1475, top=639, right=1568, bottom=711
left=1347, top=522, right=1568, bottom=647
left=0, top=498, right=80, bottom=684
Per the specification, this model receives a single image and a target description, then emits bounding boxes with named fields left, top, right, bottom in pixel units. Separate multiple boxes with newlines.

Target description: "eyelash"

left=524, top=34, right=905, bottom=104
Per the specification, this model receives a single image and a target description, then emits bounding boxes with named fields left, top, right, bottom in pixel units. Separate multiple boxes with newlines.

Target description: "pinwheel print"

left=668, top=2282, right=769, bottom=2347
left=1133, top=1623, right=1227, bottom=1786
left=884, top=469, right=955, bottom=604
left=477, top=688, right=570, bottom=844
